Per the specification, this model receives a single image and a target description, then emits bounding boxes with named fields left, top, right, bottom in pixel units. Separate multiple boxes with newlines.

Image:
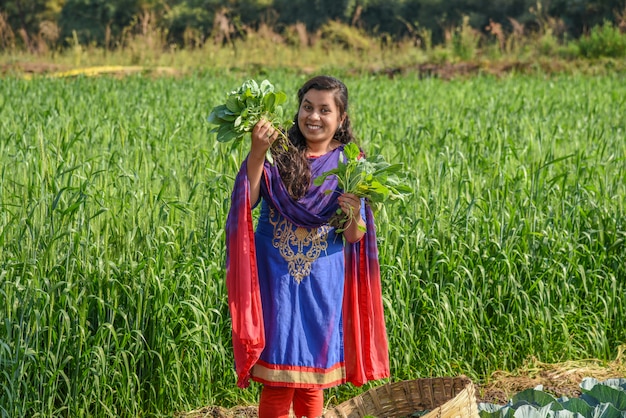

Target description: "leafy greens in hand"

left=313, top=142, right=413, bottom=231
left=207, top=79, right=293, bottom=162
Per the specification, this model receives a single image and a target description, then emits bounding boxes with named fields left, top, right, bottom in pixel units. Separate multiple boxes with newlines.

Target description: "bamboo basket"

left=322, top=376, right=479, bottom=418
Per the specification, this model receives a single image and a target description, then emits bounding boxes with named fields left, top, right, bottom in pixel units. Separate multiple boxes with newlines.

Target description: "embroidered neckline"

left=268, top=207, right=331, bottom=283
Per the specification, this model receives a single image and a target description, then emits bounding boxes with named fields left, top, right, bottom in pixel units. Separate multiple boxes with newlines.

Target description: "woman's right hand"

left=250, top=119, right=279, bottom=159
left=247, top=119, right=278, bottom=204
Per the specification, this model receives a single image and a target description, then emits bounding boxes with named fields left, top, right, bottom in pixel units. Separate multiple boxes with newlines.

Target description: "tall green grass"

left=356, top=74, right=626, bottom=381
left=1, top=70, right=625, bottom=417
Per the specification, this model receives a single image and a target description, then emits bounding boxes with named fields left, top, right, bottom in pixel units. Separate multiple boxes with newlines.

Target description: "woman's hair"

left=275, top=75, right=356, bottom=200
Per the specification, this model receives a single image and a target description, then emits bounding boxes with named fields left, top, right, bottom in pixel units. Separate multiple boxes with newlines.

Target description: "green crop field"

left=1, top=70, right=625, bottom=417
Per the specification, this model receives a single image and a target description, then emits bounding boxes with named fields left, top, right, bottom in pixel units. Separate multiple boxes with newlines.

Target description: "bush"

left=319, top=20, right=371, bottom=51
left=578, top=20, right=626, bottom=58
left=452, top=15, right=480, bottom=61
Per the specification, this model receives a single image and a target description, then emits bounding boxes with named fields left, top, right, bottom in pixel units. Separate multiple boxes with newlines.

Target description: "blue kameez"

left=252, top=199, right=347, bottom=388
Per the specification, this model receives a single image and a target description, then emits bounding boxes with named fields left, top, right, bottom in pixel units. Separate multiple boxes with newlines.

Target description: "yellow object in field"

left=51, top=66, right=145, bottom=77
left=21, top=65, right=177, bottom=79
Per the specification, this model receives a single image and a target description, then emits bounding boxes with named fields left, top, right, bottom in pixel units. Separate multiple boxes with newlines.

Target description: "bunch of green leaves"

left=478, top=378, right=626, bottom=418
left=207, top=79, right=294, bottom=161
left=313, top=142, right=413, bottom=231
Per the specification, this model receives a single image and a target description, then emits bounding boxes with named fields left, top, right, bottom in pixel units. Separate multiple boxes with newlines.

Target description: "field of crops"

left=1, top=69, right=625, bottom=417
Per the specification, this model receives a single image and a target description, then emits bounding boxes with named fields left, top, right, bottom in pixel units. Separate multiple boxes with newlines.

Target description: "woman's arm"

left=247, top=119, right=279, bottom=204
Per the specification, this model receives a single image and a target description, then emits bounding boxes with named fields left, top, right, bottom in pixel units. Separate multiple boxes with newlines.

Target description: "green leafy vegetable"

left=478, top=379, right=626, bottom=418
left=313, top=142, right=413, bottom=231
left=207, top=79, right=294, bottom=162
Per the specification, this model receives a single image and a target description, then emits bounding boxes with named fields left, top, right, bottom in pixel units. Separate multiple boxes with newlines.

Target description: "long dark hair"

left=275, top=75, right=356, bottom=200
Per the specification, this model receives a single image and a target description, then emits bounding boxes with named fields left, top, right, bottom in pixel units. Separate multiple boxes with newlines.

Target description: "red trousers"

left=258, top=386, right=324, bottom=418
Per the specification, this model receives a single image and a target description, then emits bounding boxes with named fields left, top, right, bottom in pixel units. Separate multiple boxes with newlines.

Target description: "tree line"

left=1, top=0, right=625, bottom=52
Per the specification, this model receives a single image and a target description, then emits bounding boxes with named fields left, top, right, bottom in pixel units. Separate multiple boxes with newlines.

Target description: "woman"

left=225, top=75, right=389, bottom=418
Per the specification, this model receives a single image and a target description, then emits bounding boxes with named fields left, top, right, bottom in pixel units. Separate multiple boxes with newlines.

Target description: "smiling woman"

left=225, top=75, right=390, bottom=418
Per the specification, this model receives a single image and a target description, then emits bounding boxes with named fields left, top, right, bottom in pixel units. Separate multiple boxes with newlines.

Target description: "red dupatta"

left=225, top=166, right=265, bottom=388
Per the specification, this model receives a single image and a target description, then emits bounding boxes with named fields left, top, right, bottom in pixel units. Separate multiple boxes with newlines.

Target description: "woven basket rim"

left=322, top=375, right=479, bottom=418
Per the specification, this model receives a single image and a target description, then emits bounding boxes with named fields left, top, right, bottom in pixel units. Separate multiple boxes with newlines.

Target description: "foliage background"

left=2, top=0, right=626, bottom=52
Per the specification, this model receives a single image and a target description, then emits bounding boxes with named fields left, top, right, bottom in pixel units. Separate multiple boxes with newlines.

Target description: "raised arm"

left=247, top=119, right=279, bottom=204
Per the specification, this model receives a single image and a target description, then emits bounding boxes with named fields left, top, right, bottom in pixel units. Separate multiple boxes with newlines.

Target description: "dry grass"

left=178, top=405, right=258, bottom=418
left=477, top=345, right=626, bottom=404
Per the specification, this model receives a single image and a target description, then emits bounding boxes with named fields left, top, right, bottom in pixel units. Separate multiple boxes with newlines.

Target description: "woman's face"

left=297, top=89, right=344, bottom=146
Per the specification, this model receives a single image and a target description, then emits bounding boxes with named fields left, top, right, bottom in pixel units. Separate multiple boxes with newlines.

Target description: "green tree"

left=58, top=0, right=141, bottom=46
left=1, top=0, right=61, bottom=48
left=398, top=0, right=451, bottom=44
left=160, top=0, right=220, bottom=45
left=272, top=0, right=352, bottom=31
left=359, top=0, right=403, bottom=37
left=550, top=0, right=625, bottom=36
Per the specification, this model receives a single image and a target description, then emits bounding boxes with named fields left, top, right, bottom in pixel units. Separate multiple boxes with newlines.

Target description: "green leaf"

left=274, top=91, right=288, bottom=105
left=581, top=383, right=626, bottom=410
left=511, top=388, right=559, bottom=408
left=240, top=79, right=260, bottom=96
left=559, top=398, right=593, bottom=416
left=226, top=95, right=242, bottom=113
left=263, top=92, right=277, bottom=113
left=207, top=104, right=228, bottom=124
left=343, top=142, right=361, bottom=160
left=259, top=79, right=273, bottom=95
left=510, top=404, right=553, bottom=418
left=216, top=123, right=242, bottom=143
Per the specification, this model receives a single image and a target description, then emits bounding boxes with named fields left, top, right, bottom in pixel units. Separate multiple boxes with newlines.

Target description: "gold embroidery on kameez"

left=269, top=207, right=330, bottom=283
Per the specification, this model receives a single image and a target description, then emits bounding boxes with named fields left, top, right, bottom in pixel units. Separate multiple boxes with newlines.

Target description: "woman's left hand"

left=338, top=193, right=362, bottom=221
left=338, top=193, right=365, bottom=243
